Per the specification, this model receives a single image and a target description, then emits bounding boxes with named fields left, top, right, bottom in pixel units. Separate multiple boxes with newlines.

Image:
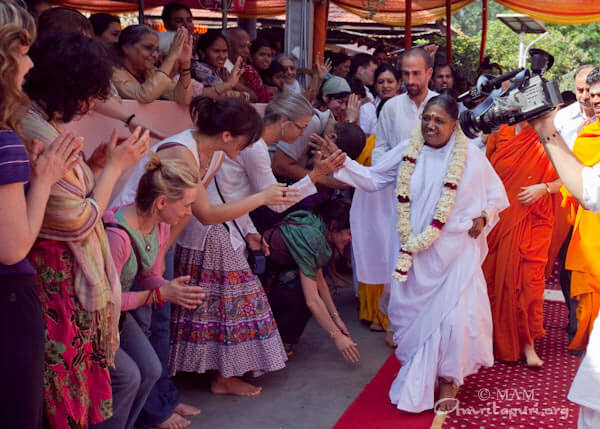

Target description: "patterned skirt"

left=29, top=240, right=112, bottom=428
left=169, top=224, right=287, bottom=377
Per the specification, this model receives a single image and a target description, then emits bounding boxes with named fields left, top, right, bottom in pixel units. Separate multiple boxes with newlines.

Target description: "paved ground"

left=173, top=287, right=393, bottom=429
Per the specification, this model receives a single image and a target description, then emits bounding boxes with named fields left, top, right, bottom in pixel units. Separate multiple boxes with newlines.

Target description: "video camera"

left=458, top=48, right=563, bottom=139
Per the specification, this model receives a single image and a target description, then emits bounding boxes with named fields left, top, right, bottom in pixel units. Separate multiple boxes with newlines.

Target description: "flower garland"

left=392, top=129, right=469, bottom=282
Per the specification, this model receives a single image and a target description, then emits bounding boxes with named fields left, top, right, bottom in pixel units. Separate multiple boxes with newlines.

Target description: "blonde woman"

left=103, top=155, right=205, bottom=429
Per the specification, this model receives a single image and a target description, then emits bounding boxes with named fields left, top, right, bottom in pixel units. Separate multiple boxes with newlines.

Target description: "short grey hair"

left=118, top=24, right=157, bottom=51
left=276, top=54, right=297, bottom=65
left=264, top=92, right=313, bottom=124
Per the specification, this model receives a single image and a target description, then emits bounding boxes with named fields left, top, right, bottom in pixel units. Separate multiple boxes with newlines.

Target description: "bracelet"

left=180, top=67, right=191, bottom=74
left=124, top=114, right=136, bottom=127
left=540, top=132, right=558, bottom=144
left=143, top=289, right=153, bottom=306
left=155, top=287, right=164, bottom=307
left=481, top=210, right=488, bottom=227
left=329, top=329, right=342, bottom=339
left=545, top=182, right=551, bottom=193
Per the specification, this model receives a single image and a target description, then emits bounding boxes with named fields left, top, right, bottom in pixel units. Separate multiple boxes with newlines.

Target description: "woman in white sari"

left=329, top=94, right=509, bottom=412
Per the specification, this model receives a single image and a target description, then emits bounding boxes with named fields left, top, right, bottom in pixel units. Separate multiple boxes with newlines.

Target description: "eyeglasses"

left=286, top=121, right=309, bottom=131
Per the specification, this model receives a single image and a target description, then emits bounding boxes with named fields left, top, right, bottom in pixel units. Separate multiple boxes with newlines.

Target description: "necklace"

left=141, top=230, right=155, bottom=252
left=392, top=129, right=469, bottom=282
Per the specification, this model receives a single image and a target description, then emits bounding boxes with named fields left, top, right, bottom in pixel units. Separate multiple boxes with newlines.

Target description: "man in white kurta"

left=335, top=132, right=509, bottom=412
left=351, top=49, right=437, bottom=292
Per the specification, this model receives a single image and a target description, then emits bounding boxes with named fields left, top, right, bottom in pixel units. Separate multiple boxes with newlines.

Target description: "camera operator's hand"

left=518, top=184, right=547, bottom=206
left=528, top=108, right=558, bottom=134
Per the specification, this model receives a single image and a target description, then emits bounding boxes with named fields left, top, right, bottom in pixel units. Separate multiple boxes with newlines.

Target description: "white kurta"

left=335, top=134, right=509, bottom=412
left=569, top=319, right=600, bottom=427
left=350, top=91, right=437, bottom=285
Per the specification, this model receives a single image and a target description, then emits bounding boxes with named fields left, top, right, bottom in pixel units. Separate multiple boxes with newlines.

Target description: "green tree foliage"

left=436, top=0, right=595, bottom=87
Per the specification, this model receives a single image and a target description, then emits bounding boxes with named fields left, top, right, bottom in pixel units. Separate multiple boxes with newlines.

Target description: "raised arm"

left=334, top=140, right=406, bottom=192
left=529, top=112, right=587, bottom=208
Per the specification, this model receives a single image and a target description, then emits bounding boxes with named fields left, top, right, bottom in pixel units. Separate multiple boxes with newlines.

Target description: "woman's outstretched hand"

left=160, top=276, right=205, bottom=309
left=260, top=183, right=300, bottom=206
left=332, top=331, right=360, bottom=363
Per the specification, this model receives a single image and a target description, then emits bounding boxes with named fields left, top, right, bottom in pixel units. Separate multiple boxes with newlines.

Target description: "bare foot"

left=369, top=322, right=384, bottom=332
left=174, top=402, right=201, bottom=417
left=385, top=331, right=397, bottom=348
left=211, top=375, right=262, bottom=397
left=524, top=343, right=544, bottom=367
left=156, top=412, right=191, bottom=429
left=437, top=378, right=459, bottom=412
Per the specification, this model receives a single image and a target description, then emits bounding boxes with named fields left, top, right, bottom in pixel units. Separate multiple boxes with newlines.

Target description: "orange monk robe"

left=483, top=124, right=558, bottom=362
left=564, top=121, right=600, bottom=351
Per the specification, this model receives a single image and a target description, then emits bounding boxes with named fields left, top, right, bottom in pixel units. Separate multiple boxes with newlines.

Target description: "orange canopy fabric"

left=495, top=0, right=600, bottom=24
left=55, top=0, right=600, bottom=24
left=331, top=0, right=473, bottom=26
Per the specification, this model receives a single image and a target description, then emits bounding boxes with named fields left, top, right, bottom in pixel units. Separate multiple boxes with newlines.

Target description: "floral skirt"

left=169, top=224, right=287, bottom=377
left=29, top=240, right=112, bottom=428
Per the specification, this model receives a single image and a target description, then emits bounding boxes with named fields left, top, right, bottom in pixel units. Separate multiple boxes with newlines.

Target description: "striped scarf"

left=20, top=105, right=120, bottom=365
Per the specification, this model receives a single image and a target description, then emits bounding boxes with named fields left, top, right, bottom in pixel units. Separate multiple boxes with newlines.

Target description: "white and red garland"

left=392, top=129, right=469, bottom=282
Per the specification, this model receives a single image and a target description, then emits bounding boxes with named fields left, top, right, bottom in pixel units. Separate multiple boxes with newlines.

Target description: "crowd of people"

left=3, top=1, right=600, bottom=428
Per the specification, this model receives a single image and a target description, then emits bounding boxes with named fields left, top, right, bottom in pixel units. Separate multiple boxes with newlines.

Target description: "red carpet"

left=335, top=264, right=582, bottom=429
left=442, top=301, right=581, bottom=428
left=334, top=354, right=435, bottom=429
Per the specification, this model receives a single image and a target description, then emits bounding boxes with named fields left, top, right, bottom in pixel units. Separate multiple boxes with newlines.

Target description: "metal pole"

left=518, top=31, right=525, bottom=67
left=404, top=0, right=412, bottom=50
left=138, top=0, right=145, bottom=24
left=480, top=0, right=488, bottom=66
left=222, top=0, right=229, bottom=30
left=445, top=0, right=451, bottom=63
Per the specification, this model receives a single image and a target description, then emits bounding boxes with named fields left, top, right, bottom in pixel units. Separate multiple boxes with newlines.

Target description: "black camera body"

left=458, top=49, right=563, bottom=139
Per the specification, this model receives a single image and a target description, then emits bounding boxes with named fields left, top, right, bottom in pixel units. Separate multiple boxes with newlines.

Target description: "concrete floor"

left=172, top=287, right=394, bottom=429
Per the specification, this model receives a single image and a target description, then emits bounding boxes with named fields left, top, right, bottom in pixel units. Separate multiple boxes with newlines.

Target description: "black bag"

left=214, top=178, right=266, bottom=275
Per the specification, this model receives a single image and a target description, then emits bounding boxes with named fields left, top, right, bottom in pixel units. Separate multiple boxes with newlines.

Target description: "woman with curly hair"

left=0, top=4, right=83, bottom=428
left=20, top=31, right=150, bottom=428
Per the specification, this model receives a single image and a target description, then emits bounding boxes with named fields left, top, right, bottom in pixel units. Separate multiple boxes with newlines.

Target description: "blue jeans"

left=93, top=313, right=161, bottom=429
left=131, top=302, right=180, bottom=426
left=132, top=248, right=181, bottom=426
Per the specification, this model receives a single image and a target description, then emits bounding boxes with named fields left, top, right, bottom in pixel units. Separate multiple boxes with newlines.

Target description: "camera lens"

left=459, top=110, right=481, bottom=139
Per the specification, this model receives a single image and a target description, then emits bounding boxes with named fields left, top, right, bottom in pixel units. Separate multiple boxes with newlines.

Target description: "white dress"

left=335, top=133, right=509, bottom=412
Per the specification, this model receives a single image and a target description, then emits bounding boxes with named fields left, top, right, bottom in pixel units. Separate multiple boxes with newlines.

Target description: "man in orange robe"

left=563, top=120, right=600, bottom=353
left=483, top=123, right=560, bottom=366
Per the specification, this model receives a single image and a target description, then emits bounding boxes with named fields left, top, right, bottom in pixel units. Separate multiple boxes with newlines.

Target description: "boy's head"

left=332, top=122, right=366, bottom=160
